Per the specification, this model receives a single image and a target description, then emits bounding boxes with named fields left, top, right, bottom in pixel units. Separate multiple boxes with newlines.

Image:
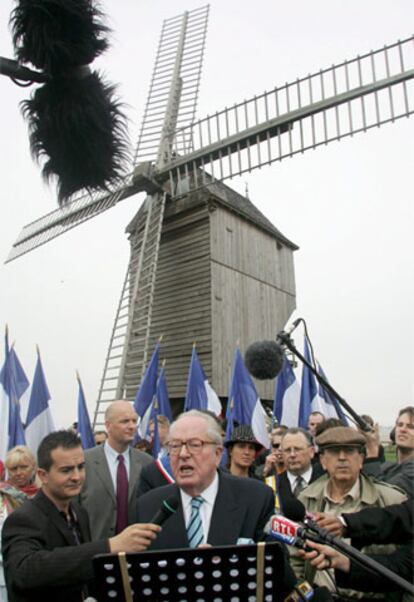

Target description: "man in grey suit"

left=136, top=410, right=275, bottom=549
left=80, top=400, right=153, bottom=540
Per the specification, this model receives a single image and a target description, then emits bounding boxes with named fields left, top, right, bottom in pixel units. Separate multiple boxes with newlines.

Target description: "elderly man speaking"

left=290, top=426, right=406, bottom=598
left=136, top=410, right=275, bottom=549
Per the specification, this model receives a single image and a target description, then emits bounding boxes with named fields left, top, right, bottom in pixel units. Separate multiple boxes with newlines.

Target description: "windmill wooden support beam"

left=163, top=68, right=414, bottom=180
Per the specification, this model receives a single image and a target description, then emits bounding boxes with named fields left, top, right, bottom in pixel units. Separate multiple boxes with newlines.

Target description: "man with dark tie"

left=136, top=410, right=275, bottom=549
left=80, top=400, right=153, bottom=540
left=278, top=427, right=324, bottom=513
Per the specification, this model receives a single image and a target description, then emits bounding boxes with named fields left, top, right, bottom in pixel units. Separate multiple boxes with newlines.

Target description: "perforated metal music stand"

left=93, top=541, right=290, bottom=602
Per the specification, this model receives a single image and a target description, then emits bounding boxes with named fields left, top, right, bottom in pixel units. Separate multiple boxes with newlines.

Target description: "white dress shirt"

left=180, top=472, right=219, bottom=544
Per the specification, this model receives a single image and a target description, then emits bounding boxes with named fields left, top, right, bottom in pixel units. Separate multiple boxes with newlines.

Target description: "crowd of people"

left=0, top=403, right=412, bottom=602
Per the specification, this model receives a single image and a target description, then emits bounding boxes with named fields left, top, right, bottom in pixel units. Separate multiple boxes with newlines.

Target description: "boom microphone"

left=149, top=495, right=179, bottom=526
left=244, top=340, right=284, bottom=380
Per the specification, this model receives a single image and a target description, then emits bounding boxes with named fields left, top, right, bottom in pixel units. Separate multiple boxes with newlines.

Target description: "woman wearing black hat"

left=225, top=425, right=264, bottom=478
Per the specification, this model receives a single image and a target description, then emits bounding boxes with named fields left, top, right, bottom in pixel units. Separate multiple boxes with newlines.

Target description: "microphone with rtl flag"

left=264, top=513, right=324, bottom=549
left=279, top=499, right=414, bottom=597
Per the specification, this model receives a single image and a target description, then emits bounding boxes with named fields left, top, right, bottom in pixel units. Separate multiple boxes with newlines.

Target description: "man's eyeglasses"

left=167, top=438, right=217, bottom=455
left=272, top=443, right=281, bottom=449
left=282, top=446, right=311, bottom=455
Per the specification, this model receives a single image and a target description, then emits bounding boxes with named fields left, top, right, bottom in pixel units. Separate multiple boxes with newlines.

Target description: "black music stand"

left=93, top=541, right=290, bottom=602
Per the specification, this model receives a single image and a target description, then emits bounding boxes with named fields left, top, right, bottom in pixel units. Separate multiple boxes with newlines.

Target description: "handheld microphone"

left=149, top=495, right=179, bottom=526
left=266, top=514, right=325, bottom=547
left=265, top=514, right=308, bottom=548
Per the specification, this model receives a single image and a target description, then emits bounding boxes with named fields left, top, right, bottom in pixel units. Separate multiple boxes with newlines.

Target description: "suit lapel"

left=207, top=474, right=245, bottom=546
left=34, top=491, right=79, bottom=546
left=93, top=446, right=116, bottom=503
left=128, top=449, right=141, bottom=504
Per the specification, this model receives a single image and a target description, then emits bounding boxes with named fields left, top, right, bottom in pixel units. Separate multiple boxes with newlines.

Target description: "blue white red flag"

left=184, top=346, right=221, bottom=416
left=155, top=365, right=172, bottom=422
left=134, top=342, right=160, bottom=439
left=0, top=341, right=29, bottom=457
left=273, top=357, right=301, bottom=427
left=76, top=373, right=95, bottom=449
left=225, top=348, right=269, bottom=449
left=298, top=336, right=318, bottom=428
left=315, top=362, right=348, bottom=423
left=25, top=347, right=55, bottom=455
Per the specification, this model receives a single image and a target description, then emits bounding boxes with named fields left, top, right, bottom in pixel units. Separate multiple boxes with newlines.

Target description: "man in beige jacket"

left=289, top=426, right=406, bottom=600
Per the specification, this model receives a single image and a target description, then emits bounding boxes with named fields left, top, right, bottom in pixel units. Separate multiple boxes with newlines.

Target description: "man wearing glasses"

left=289, top=426, right=407, bottom=598
left=136, top=410, right=275, bottom=549
left=277, top=427, right=324, bottom=513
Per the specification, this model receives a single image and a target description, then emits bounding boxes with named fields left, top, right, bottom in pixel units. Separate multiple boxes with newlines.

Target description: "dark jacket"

left=2, top=490, right=108, bottom=602
left=363, top=458, right=414, bottom=498
left=137, top=459, right=172, bottom=496
left=277, top=464, right=324, bottom=514
left=343, top=499, right=413, bottom=544
left=136, top=471, right=275, bottom=549
left=335, top=543, right=413, bottom=593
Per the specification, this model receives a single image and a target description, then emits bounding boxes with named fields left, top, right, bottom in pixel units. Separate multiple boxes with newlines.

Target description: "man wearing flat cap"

left=289, top=426, right=407, bottom=599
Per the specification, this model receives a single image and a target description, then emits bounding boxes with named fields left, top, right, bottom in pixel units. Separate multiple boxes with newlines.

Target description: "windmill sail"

left=6, top=33, right=414, bottom=263
left=164, top=36, right=414, bottom=194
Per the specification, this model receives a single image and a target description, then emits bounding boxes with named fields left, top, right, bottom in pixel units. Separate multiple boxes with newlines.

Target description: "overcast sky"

left=0, top=0, right=413, bottom=430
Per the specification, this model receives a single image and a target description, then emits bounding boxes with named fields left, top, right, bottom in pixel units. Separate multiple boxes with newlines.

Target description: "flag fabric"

left=0, top=345, right=30, bottom=458
left=0, top=329, right=9, bottom=462
left=273, top=357, right=301, bottom=427
left=155, top=365, right=172, bottom=422
left=225, top=348, right=269, bottom=449
left=298, top=336, right=318, bottom=429
left=316, top=362, right=348, bottom=423
left=184, top=346, right=222, bottom=416
left=25, top=348, right=55, bottom=456
left=77, top=374, right=95, bottom=450
left=134, top=342, right=160, bottom=439
left=145, top=365, right=172, bottom=458
left=149, top=405, right=161, bottom=458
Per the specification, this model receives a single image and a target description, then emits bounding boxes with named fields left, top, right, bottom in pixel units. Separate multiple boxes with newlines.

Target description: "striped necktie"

left=293, top=475, right=305, bottom=497
left=187, top=496, right=204, bottom=548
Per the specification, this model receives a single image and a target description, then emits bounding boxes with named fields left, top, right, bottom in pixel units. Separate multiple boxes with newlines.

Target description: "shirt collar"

left=180, top=470, right=219, bottom=509
left=104, top=441, right=129, bottom=460
left=287, top=465, right=313, bottom=487
left=323, top=476, right=361, bottom=504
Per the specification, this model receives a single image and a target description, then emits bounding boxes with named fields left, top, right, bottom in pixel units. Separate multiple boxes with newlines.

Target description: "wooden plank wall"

left=147, top=200, right=212, bottom=398
left=210, top=204, right=296, bottom=400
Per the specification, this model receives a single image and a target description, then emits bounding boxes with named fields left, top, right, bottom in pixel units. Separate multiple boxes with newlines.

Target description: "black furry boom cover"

left=10, top=0, right=109, bottom=72
left=9, top=0, right=130, bottom=202
left=22, top=72, right=129, bottom=203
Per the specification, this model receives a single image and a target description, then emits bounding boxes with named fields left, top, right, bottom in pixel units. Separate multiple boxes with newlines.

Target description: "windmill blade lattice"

left=134, top=4, right=209, bottom=168
left=164, top=36, right=414, bottom=195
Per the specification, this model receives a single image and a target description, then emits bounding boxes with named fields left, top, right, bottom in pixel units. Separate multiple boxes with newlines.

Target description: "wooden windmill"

left=5, top=6, right=414, bottom=426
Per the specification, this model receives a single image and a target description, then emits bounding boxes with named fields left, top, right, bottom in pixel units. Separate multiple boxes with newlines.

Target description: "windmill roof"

left=203, top=181, right=298, bottom=250
left=126, top=180, right=298, bottom=251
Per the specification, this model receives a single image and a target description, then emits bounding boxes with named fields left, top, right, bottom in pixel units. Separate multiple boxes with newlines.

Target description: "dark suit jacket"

left=277, top=465, right=324, bottom=514
left=80, top=444, right=153, bottom=539
left=2, top=490, right=108, bottom=602
left=137, top=460, right=172, bottom=497
left=335, top=543, right=413, bottom=593
left=136, top=471, right=275, bottom=549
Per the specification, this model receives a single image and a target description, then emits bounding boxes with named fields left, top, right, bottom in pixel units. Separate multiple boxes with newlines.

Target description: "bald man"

left=79, top=401, right=153, bottom=540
